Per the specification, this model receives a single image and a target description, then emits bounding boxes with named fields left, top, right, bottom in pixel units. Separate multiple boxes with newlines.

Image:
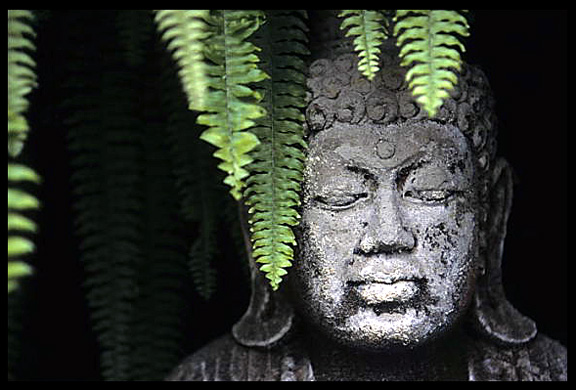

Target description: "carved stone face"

left=292, top=120, right=482, bottom=351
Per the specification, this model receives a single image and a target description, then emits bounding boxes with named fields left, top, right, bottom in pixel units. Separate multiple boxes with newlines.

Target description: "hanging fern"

left=156, top=10, right=268, bottom=200
left=8, top=164, right=40, bottom=293
left=244, top=10, right=309, bottom=290
left=8, top=10, right=37, bottom=158
left=133, top=117, right=190, bottom=380
left=197, top=10, right=269, bottom=201
left=64, top=11, right=191, bottom=380
left=74, top=70, right=144, bottom=382
left=338, top=10, right=387, bottom=81
left=130, top=14, right=190, bottom=379
left=159, top=47, right=221, bottom=300
left=188, top=223, right=218, bottom=299
left=8, top=10, right=38, bottom=294
left=154, top=10, right=210, bottom=110
left=117, top=10, right=155, bottom=68
left=393, top=10, right=469, bottom=117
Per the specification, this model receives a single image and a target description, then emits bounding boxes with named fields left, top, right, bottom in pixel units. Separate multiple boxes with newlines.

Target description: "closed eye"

left=314, top=192, right=368, bottom=210
left=403, top=189, right=457, bottom=204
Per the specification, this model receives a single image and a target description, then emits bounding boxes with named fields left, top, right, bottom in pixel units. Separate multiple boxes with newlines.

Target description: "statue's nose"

left=355, top=189, right=415, bottom=256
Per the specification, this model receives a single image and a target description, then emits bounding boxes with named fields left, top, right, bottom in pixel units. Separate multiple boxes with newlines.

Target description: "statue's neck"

left=302, top=326, right=470, bottom=381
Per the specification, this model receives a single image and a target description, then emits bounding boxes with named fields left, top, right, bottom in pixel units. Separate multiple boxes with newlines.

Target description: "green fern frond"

left=86, top=74, right=143, bottom=381
left=185, top=161, right=219, bottom=300
left=188, top=235, right=217, bottom=299
left=8, top=164, right=40, bottom=293
left=64, top=12, right=192, bottom=378
left=158, top=51, right=203, bottom=222
left=8, top=10, right=37, bottom=157
left=154, top=10, right=210, bottom=111
left=157, top=10, right=268, bottom=200
left=159, top=50, right=221, bottom=300
left=132, top=30, right=191, bottom=379
left=185, top=145, right=220, bottom=300
left=196, top=10, right=269, bottom=201
left=117, top=10, right=154, bottom=68
left=62, top=13, right=142, bottom=379
left=338, top=10, right=387, bottom=81
left=393, top=10, right=469, bottom=117
left=135, top=120, right=190, bottom=380
left=8, top=10, right=38, bottom=294
left=244, top=10, right=309, bottom=290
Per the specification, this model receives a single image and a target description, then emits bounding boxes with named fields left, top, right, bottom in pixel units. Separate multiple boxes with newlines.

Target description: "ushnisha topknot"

left=304, top=44, right=498, bottom=174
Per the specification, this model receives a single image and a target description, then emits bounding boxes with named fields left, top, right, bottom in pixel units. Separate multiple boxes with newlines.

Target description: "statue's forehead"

left=309, top=122, right=469, bottom=170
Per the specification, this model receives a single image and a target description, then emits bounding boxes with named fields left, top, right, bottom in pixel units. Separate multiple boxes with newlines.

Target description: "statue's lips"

left=352, top=280, right=420, bottom=304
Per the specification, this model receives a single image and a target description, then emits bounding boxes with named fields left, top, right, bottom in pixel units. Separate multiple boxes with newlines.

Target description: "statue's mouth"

left=346, top=277, right=427, bottom=314
left=352, top=280, right=419, bottom=304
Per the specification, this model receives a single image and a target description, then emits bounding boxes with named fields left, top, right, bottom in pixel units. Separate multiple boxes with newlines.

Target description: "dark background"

left=12, top=10, right=566, bottom=380
left=464, top=10, right=567, bottom=351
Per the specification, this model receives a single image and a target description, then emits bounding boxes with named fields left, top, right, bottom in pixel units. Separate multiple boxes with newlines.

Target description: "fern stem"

left=222, top=11, right=241, bottom=194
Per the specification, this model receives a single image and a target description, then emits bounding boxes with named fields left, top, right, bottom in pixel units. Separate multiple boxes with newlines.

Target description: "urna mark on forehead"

left=307, top=121, right=471, bottom=172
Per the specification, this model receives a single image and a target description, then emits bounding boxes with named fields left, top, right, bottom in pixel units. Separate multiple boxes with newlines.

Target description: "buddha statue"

left=166, top=38, right=567, bottom=381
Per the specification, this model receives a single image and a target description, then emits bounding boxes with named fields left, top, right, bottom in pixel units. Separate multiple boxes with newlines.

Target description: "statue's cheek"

left=419, top=221, right=460, bottom=254
left=299, top=209, right=359, bottom=274
left=410, top=203, right=477, bottom=265
left=303, top=206, right=371, bottom=253
left=409, top=196, right=476, bottom=243
left=415, top=208, right=478, bottom=289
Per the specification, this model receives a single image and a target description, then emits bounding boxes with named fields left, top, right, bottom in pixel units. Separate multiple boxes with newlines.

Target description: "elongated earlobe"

left=470, top=158, right=537, bottom=345
left=232, top=204, right=294, bottom=348
left=232, top=259, right=294, bottom=348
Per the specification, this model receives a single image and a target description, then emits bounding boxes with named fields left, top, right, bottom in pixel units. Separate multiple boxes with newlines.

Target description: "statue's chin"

left=318, top=306, right=456, bottom=353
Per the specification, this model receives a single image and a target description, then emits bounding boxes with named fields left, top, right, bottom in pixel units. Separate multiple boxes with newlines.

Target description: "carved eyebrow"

left=345, top=153, right=426, bottom=184
left=345, top=165, right=378, bottom=182
left=395, top=155, right=430, bottom=187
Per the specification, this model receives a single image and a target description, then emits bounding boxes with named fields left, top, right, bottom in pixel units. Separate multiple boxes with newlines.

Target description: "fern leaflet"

left=338, top=10, right=387, bottom=81
left=245, top=10, right=309, bottom=290
left=393, top=10, right=469, bottom=117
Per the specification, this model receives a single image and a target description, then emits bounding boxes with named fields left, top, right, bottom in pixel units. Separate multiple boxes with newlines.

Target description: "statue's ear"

left=470, top=158, right=537, bottom=345
left=232, top=261, right=294, bottom=348
left=232, top=205, right=294, bottom=348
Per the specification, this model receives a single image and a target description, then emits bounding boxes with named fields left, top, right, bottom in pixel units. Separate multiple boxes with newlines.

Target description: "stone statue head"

left=232, top=42, right=536, bottom=352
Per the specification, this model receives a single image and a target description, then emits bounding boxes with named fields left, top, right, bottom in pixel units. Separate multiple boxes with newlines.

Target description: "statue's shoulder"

left=166, top=333, right=314, bottom=381
left=165, top=333, right=236, bottom=380
left=469, top=333, right=567, bottom=381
